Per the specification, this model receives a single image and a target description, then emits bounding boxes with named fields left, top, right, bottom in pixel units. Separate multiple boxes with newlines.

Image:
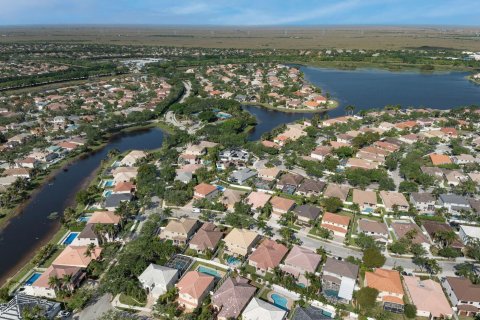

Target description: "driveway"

left=74, top=293, right=113, bottom=320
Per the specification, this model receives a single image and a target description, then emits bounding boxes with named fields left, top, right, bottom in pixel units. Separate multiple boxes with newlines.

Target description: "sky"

left=0, top=0, right=479, bottom=26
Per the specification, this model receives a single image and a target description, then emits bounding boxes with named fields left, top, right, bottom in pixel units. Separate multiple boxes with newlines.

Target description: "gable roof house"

left=242, top=297, right=287, bottom=320
left=270, top=196, right=296, bottom=217
left=276, top=173, right=304, bottom=192
left=120, top=150, right=147, bottom=167
left=321, top=212, right=350, bottom=237
left=193, top=183, right=219, bottom=200
left=212, top=277, right=256, bottom=320
left=391, top=221, right=430, bottom=249
left=281, top=245, right=321, bottom=280
left=352, top=189, right=377, bottom=212
left=293, top=205, right=321, bottom=225
left=323, top=184, right=350, bottom=202
left=248, top=239, right=288, bottom=275
left=220, top=189, right=245, bottom=212
left=379, top=191, right=409, bottom=212
left=358, top=219, right=389, bottom=243
left=246, top=191, right=272, bottom=211
left=410, top=192, right=436, bottom=214
left=138, top=264, right=179, bottom=299
left=188, top=223, right=223, bottom=253
left=176, top=271, right=215, bottom=310
left=159, top=218, right=201, bottom=245
left=257, top=167, right=281, bottom=181
left=442, top=277, right=480, bottom=317
left=403, top=276, right=453, bottom=319
left=296, top=179, right=326, bottom=197
left=438, top=194, right=471, bottom=215
left=223, top=228, right=260, bottom=257
left=322, top=257, right=359, bottom=303
left=104, top=193, right=132, bottom=211
left=229, top=168, right=257, bottom=185
left=365, top=268, right=404, bottom=313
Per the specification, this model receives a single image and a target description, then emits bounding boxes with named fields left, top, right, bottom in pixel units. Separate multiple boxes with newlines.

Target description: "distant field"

left=0, top=26, right=480, bottom=50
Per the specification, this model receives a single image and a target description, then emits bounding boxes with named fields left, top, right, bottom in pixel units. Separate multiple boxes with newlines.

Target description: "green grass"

left=119, top=293, right=146, bottom=307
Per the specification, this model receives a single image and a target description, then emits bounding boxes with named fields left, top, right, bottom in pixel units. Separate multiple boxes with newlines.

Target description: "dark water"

left=0, top=128, right=164, bottom=285
left=301, top=66, right=480, bottom=117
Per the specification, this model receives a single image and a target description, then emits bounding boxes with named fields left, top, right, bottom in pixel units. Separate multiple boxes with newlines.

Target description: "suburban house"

left=159, top=218, right=201, bottom=245
left=322, top=257, right=359, bottom=303
left=293, top=204, right=321, bottom=225
left=257, top=167, right=281, bottom=181
left=423, top=221, right=464, bottom=250
left=220, top=189, right=245, bottom=212
left=188, top=223, right=223, bottom=254
left=391, top=221, right=430, bottom=248
left=0, top=295, right=61, bottom=320
left=459, top=225, right=480, bottom=245
left=403, top=276, right=453, bottom=319
left=442, top=277, right=480, bottom=317
left=242, top=297, right=287, bottom=320
left=438, top=194, right=471, bottom=215
left=310, top=146, right=333, bottom=161
left=430, top=154, right=452, bottom=166
left=24, top=265, right=85, bottom=299
left=245, top=191, right=272, bottom=212
left=296, top=179, right=326, bottom=197
left=281, top=246, right=321, bottom=282
left=410, top=192, right=436, bottom=214
left=73, top=223, right=101, bottom=246
left=104, top=193, right=132, bottom=211
left=52, top=246, right=102, bottom=268
left=229, top=168, right=257, bottom=185
left=321, top=212, right=350, bottom=237
left=193, top=183, right=219, bottom=200
left=352, top=189, right=377, bottom=212
left=112, top=167, right=138, bottom=184
left=323, top=184, right=350, bottom=202
left=276, top=173, right=304, bottom=192
left=365, top=268, right=404, bottom=313
left=248, top=239, right=288, bottom=275
left=292, top=306, right=331, bottom=320
left=138, top=264, right=179, bottom=299
left=357, top=219, right=389, bottom=244
left=120, top=150, right=147, bottom=166
left=211, top=276, right=256, bottom=320
left=223, top=228, right=260, bottom=257
left=379, top=191, right=409, bottom=212
left=270, top=196, right=296, bottom=217
left=176, top=271, right=215, bottom=310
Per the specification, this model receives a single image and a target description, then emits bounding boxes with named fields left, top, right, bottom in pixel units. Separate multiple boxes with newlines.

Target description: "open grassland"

left=1, top=26, right=480, bottom=50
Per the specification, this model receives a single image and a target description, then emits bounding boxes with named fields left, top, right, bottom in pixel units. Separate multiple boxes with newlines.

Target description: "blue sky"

left=0, top=0, right=479, bottom=26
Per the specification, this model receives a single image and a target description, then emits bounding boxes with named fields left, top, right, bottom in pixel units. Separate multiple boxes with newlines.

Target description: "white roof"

left=242, top=297, right=286, bottom=320
left=460, top=225, right=480, bottom=239
left=338, top=277, right=356, bottom=301
left=138, top=263, right=178, bottom=287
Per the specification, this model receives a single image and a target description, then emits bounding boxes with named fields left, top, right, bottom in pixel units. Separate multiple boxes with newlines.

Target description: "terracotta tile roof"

left=189, top=223, right=223, bottom=251
left=88, top=211, right=121, bottom=224
left=430, top=153, right=452, bottom=166
left=322, top=212, right=350, bottom=227
left=224, top=228, right=259, bottom=249
left=365, top=268, right=404, bottom=296
left=212, top=277, right=256, bottom=319
left=176, top=271, right=214, bottom=300
left=52, top=245, right=102, bottom=268
left=194, top=183, right=217, bottom=196
left=248, top=239, right=288, bottom=270
left=403, top=276, right=452, bottom=318
left=270, top=196, right=296, bottom=212
left=283, top=246, right=321, bottom=274
left=246, top=191, right=271, bottom=209
left=113, top=181, right=135, bottom=193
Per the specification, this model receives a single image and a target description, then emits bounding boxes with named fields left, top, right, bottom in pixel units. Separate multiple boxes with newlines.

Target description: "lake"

left=301, top=66, right=480, bottom=117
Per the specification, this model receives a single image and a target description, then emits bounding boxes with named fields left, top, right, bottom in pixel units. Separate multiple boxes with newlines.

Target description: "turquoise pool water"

left=324, top=289, right=339, bottom=298
left=103, top=190, right=113, bottom=197
left=197, top=266, right=221, bottom=278
left=271, top=293, right=289, bottom=310
left=363, top=207, right=374, bottom=213
left=322, top=310, right=333, bottom=317
left=77, top=216, right=90, bottom=222
left=226, top=256, right=240, bottom=266
left=102, top=180, right=115, bottom=188
left=297, top=283, right=306, bottom=288
left=25, top=272, right=42, bottom=286
left=62, top=232, right=79, bottom=245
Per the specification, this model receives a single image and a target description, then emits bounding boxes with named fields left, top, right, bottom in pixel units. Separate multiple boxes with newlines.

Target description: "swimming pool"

left=197, top=266, right=221, bottom=278
left=25, top=272, right=42, bottom=286
left=226, top=256, right=240, bottom=266
left=103, top=190, right=113, bottom=198
left=297, top=283, right=306, bottom=288
left=323, top=289, right=339, bottom=298
left=62, top=232, right=79, bottom=245
left=102, top=180, right=115, bottom=188
left=363, top=207, right=374, bottom=213
left=322, top=310, right=333, bottom=318
left=77, top=216, right=90, bottom=223
left=271, top=293, right=289, bottom=310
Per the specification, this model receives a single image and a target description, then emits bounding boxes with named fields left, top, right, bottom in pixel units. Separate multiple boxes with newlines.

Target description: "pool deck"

left=267, top=291, right=294, bottom=310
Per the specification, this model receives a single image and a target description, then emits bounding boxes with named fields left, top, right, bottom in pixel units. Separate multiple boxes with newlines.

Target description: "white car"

left=192, top=208, right=201, bottom=213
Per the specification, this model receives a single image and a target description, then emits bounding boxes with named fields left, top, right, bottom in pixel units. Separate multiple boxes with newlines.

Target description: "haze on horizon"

left=0, top=0, right=479, bottom=27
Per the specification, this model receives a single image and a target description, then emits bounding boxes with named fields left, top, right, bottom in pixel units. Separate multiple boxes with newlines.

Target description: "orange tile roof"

left=113, top=181, right=135, bottom=193
left=430, top=154, right=452, bottom=166
left=176, top=271, right=214, bottom=300
left=270, top=196, right=296, bottom=212
left=322, top=212, right=351, bottom=227
left=365, top=268, right=404, bottom=295
left=53, top=246, right=102, bottom=268
left=248, top=239, right=288, bottom=270
left=88, top=211, right=121, bottom=224
left=194, top=183, right=217, bottom=196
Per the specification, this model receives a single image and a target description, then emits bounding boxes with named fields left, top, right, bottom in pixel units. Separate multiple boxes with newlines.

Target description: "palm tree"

left=345, top=105, right=355, bottom=116
left=48, top=276, right=61, bottom=291
left=84, top=243, right=96, bottom=258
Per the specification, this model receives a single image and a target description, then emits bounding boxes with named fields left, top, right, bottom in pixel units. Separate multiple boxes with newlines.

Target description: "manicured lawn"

left=119, top=293, right=146, bottom=307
